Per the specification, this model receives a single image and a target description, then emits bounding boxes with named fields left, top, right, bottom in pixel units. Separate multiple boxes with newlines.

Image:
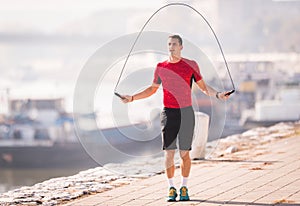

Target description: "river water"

left=0, top=168, right=91, bottom=194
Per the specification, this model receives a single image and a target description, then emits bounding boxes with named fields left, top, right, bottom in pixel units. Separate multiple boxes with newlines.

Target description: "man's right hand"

left=121, top=95, right=133, bottom=103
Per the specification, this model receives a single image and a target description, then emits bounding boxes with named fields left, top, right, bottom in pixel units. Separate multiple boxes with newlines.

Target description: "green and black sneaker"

left=179, top=186, right=190, bottom=201
left=166, top=187, right=177, bottom=202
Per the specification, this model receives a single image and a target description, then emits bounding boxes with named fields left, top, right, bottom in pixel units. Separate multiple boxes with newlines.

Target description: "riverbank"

left=66, top=124, right=300, bottom=206
left=0, top=121, right=299, bottom=206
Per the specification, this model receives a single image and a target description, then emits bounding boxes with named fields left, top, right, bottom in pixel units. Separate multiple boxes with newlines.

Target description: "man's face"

left=168, top=38, right=182, bottom=56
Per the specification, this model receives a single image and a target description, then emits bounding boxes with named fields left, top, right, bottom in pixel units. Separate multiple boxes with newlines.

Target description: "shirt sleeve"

left=153, top=63, right=162, bottom=84
left=192, top=60, right=202, bottom=82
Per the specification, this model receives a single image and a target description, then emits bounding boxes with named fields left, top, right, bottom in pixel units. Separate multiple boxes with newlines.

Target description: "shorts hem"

left=163, top=147, right=177, bottom=150
left=178, top=148, right=192, bottom=151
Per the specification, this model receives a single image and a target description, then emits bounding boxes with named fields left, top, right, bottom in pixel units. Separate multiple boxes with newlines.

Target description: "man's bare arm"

left=196, top=79, right=229, bottom=100
left=122, top=83, right=160, bottom=103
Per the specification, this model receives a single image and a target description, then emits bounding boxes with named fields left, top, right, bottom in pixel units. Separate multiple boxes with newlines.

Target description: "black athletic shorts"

left=160, top=106, right=195, bottom=150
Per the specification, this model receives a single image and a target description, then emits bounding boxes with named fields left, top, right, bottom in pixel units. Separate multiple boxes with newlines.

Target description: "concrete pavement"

left=63, top=135, right=300, bottom=206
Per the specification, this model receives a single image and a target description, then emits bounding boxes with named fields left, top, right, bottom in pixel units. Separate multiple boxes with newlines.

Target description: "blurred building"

left=0, top=89, right=10, bottom=115
left=9, top=98, right=65, bottom=126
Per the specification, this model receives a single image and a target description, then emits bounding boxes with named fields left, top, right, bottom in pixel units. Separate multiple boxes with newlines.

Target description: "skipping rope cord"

left=114, top=2, right=235, bottom=95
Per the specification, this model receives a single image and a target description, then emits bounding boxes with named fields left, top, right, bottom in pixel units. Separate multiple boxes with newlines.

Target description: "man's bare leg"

left=165, top=149, right=177, bottom=201
left=180, top=150, right=191, bottom=185
left=180, top=150, right=191, bottom=177
left=178, top=150, right=191, bottom=200
left=165, top=150, right=176, bottom=178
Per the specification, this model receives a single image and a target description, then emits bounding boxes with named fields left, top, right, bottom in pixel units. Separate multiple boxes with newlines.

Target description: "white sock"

left=168, top=178, right=175, bottom=188
left=181, top=176, right=188, bottom=187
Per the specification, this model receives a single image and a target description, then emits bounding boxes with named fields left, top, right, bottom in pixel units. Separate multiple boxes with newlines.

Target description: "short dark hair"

left=168, top=34, right=183, bottom=45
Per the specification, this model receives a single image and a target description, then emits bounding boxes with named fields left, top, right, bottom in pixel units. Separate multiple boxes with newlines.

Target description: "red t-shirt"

left=153, top=58, right=202, bottom=108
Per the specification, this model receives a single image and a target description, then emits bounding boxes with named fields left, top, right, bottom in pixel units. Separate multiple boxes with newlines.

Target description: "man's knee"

left=165, top=150, right=175, bottom=168
left=165, top=150, right=175, bottom=160
left=180, top=150, right=190, bottom=161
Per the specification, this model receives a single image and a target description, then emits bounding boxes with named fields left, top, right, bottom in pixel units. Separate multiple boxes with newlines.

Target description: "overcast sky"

left=0, top=0, right=167, bottom=112
left=0, top=0, right=164, bottom=32
left=1, top=0, right=299, bottom=113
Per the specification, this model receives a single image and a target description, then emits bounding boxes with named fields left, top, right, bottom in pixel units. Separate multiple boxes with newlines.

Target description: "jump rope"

left=114, top=3, right=235, bottom=99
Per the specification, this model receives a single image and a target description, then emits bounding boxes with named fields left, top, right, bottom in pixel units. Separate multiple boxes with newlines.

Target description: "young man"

left=121, top=35, right=230, bottom=201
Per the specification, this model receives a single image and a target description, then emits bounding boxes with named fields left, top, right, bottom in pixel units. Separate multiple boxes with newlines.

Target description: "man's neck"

left=168, top=55, right=182, bottom=63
